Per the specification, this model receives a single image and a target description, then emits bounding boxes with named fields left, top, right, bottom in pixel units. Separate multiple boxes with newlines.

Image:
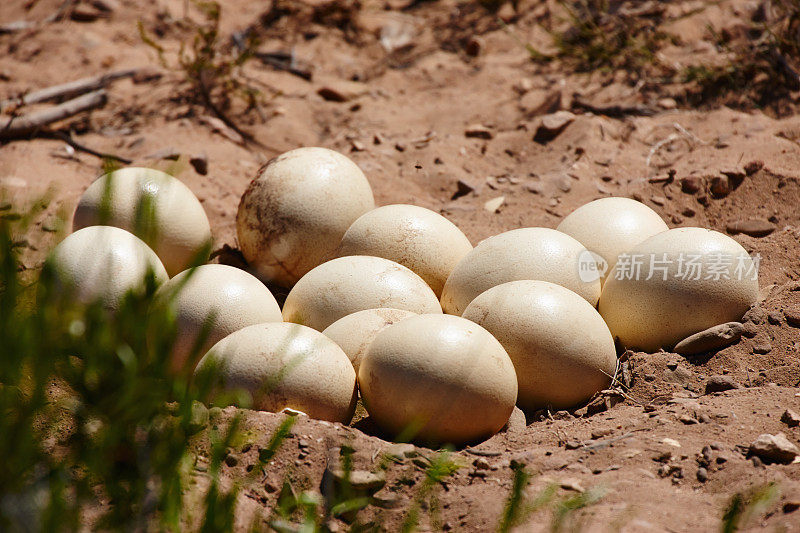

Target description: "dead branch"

left=254, top=51, right=313, bottom=80
left=0, top=0, right=75, bottom=34
left=49, top=130, right=132, bottom=164
left=1, top=69, right=137, bottom=112
left=581, top=430, right=641, bottom=451
left=572, top=96, right=656, bottom=118
left=0, top=90, right=107, bottom=141
left=0, top=20, right=38, bottom=34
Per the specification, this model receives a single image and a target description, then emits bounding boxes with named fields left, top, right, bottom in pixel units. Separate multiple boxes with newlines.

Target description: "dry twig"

left=1, top=69, right=138, bottom=111
left=0, top=90, right=107, bottom=141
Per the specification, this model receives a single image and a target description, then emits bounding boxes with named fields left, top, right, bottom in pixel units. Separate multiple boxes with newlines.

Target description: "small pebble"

left=784, top=308, right=800, bottom=328
left=473, top=457, right=490, bottom=470
left=484, top=196, right=505, bottom=213
left=781, top=409, right=800, bottom=428
left=680, top=176, right=703, bottom=194
left=752, top=342, right=772, bottom=354
left=726, top=219, right=776, bottom=238
left=705, top=375, right=741, bottom=393
left=749, top=432, right=800, bottom=464
left=465, top=124, right=493, bottom=140
left=533, top=111, right=575, bottom=143
left=709, top=175, right=730, bottom=197
left=674, top=322, right=744, bottom=356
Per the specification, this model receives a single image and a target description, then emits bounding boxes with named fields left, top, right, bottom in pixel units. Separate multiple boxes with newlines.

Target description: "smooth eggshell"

left=358, top=314, right=518, bottom=445
left=72, top=167, right=212, bottom=276
left=440, top=227, right=601, bottom=315
left=49, top=225, right=168, bottom=309
left=598, top=227, right=760, bottom=352
left=152, top=264, right=282, bottom=372
left=557, top=197, right=668, bottom=283
left=236, top=147, right=375, bottom=287
left=337, top=204, right=472, bottom=297
left=463, top=280, right=617, bottom=411
left=321, top=308, right=418, bottom=372
left=195, top=322, right=357, bottom=423
left=282, top=256, right=442, bottom=331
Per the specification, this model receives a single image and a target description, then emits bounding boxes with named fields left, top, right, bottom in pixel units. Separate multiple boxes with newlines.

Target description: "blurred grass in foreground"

left=0, top=196, right=250, bottom=531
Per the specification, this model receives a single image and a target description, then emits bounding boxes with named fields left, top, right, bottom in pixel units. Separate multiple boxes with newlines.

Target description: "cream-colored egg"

left=440, top=228, right=601, bottom=315
left=598, top=227, right=760, bottom=352
left=282, top=256, right=441, bottom=331
left=49, top=226, right=168, bottom=309
left=463, top=280, right=617, bottom=411
left=358, top=314, right=518, bottom=445
left=322, top=308, right=417, bottom=372
left=152, top=264, right=282, bottom=372
left=557, top=197, right=668, bottom=283
left=72, top=167, right=212, bottom=276
left=337, top=204, right=472, bottom=297
left=195, top=322, right=357, bottom=423
left=236, top=147, right=375, bottom=287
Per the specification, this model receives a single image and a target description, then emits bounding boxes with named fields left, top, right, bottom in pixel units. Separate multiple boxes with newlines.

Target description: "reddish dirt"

left=2, top=0, right=800, bottom=530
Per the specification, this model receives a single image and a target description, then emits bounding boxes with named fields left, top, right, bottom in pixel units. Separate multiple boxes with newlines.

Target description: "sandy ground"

left=2, top=0, right=800, bottom=530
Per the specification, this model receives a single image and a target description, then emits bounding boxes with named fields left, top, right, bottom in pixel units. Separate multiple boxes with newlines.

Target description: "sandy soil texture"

left=2, top=0, right=800, bottom=530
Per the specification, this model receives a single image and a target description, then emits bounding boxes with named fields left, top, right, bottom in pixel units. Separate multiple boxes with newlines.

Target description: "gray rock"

left=664, top=365, right=694, bottom=385
left=782, top=409, right=800, bottom=428
left=749, top=433, right=800, bottom=464
left=752, top=341, right=772, bottom=354
left=465, top=124, right=493, bottom=140
left=473, top=457, right=490, bottom=470
left=784, top=307, right=800, bottom=328
left=742, top=306, right=766, bottom=325
left=371, top=487, right=404, bottom=509
left=533, top=111, right=575, bottom=143
left=744, top=160, right=764, bottom=175
left=591, top=428, right=612, bottom=439
left=483, top=196, right=505, bottom=213
left=705, top=375, right=741, bottom=394
left=696, top=467, right=708, bottom=482
left=701, top=445, right=713, bottom=462
left=525, top=181, right=544, bottom=194
left=674, top=322, right=744, bottom=355
left=317, top=79, right=369, bottom=102
left=556, top=174, right=572, bottom=193
left=739, top=322, right=758, bottom=338
left=384, top=443, right=417, bottom=460
left=454, top=178, right=478, bottom=198
left=726, top=219, right=776, bottom=238
left=504, top=406, right=526, bottom=433
left=709, top=175, right=730, bottom=197
left=328, top=468, right=386, bottom=492
left=680, top=176, right=703, bottom=194
left=188, top=400, right=209, bottom=434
